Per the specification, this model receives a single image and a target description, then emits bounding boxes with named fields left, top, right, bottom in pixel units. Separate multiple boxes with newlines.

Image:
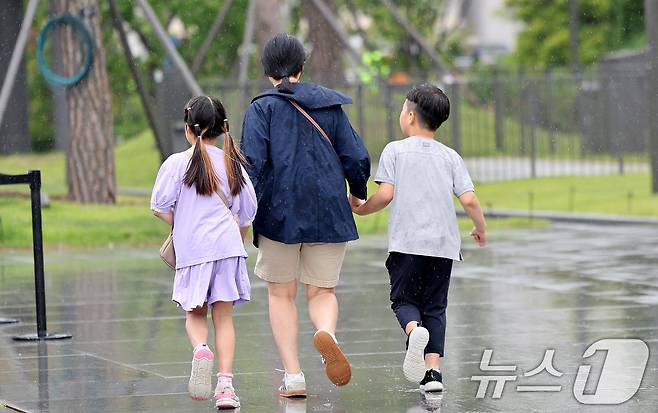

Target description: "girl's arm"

left=151, top=155, right=182, bottom=225
left=234, top=166, right=258, bottom=243
left=152, top=210, right=174, bottom=226
left=351, top=183, right=394, bottom=216
left=239, top=226, right=249, bottom=241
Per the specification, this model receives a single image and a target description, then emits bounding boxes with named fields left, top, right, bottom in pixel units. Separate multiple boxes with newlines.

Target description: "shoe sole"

left=403, top=327, right=429, bottom=383
left=215, top=399, right=241, bottom=409
left=188, top=349, right=214, bottom=401
left=313, top=330, right=352, bottom=386
left=279, top=389, right=307, bottom=398
left=421, top=381, right=444, bottom=392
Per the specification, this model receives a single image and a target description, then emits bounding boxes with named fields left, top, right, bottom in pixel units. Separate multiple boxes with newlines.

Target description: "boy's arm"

left=458, top=191, right=486, bottom=246
left=352, top=183, right=394, bottom=216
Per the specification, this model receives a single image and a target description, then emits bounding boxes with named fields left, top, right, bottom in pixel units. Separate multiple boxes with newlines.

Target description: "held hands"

left=470, top=227, right=487, bottom=247
left=349, top=194, right=365, bottom=214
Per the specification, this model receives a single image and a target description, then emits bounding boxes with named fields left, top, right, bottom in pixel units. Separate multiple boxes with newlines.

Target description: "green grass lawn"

left=474, top=174, right=658, bottom=216
left=0, top=130, right=160, bottom=196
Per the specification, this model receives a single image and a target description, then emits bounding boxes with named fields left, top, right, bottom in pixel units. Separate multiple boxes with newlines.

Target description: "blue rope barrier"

left=37, top=15, right=95, bottom=87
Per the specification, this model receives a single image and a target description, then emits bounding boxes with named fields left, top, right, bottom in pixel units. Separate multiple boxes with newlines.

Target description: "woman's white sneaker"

left=279, top=371, right=307, bottom=398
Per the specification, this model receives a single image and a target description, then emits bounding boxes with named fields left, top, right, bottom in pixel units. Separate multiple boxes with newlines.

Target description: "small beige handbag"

left=159, top=187, right=231, bottom=270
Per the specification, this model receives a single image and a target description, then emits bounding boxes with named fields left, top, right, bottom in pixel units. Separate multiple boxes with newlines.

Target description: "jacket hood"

left=251, top=82, right=352, bottom=109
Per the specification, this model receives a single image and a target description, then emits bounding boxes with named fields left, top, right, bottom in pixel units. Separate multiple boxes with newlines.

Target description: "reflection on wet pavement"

left=1, top=223, right=656, bottom=412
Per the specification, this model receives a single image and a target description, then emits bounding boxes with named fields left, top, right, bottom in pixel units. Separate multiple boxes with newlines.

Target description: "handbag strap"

left=215, top=186, right=230, bottom=208
left=182, top=150, right=231, bottom=209
left=287, top=99, right=333, bottom=145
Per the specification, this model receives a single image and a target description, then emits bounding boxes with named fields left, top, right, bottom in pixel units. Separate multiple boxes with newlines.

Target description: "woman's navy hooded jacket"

left=240, top=82, right=371, bottom=246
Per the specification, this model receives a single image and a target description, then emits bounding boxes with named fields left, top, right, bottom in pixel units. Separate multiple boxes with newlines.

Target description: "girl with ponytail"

left=151, top=95, right=257, bottom=409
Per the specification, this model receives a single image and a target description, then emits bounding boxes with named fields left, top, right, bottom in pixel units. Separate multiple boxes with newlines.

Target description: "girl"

left=240, top=33, right=370, bottom=397
left=151, top=96, right=256, bottom=409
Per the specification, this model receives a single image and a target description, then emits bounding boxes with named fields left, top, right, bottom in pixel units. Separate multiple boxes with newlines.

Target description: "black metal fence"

left=192, top=68, right=650, bottom=183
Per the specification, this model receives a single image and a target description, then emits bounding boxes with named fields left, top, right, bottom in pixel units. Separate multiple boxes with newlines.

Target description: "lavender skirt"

left=172, top=256, right=251, bottom=311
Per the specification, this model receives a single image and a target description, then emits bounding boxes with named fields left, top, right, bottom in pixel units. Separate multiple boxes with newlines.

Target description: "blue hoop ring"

left=37, top=15, right=95, bottom=87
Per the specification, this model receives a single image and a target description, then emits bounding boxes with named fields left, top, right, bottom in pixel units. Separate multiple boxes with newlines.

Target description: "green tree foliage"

left=350, top=0, right=453, bottom=75
left=506, top=0, right=645, bottom=67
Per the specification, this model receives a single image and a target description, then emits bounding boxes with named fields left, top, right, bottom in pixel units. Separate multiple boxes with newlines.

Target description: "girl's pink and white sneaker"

left=215, top=384, right=241, bottom=410
left=188, top=344, right=214, bottom=401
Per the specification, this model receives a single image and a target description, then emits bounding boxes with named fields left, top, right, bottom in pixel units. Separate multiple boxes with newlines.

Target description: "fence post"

left=518, top=69, right=527, bottom=154
left=493, top=68, right=504, bottom=151
left=545, top=67, right=556, bottom=154
left=451, top=80, right=462, bottom=154
left=529, top=81, right=538, bottom=178
left=384, top=82, right=395, bottom=142
left=357, top=83, right=366, bottom=140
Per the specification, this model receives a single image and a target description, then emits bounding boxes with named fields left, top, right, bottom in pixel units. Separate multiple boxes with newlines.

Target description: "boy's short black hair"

left=405, top=84, right=450, bottom=131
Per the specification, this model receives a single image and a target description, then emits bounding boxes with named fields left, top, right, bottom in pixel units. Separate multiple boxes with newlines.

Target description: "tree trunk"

left=255, top=0, right=286, bottom=50
left=54, top=0, right=116, bottom=204
left=302, top=0, right=344, bottom=84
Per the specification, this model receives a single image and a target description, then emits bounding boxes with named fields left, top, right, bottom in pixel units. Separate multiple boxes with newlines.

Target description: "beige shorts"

left=255, top=236, right=347, bottom=288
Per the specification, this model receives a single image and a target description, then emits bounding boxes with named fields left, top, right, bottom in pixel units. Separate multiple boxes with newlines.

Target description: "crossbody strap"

left=183, top=150, right=231, bottom=208
left=215, top=186, right=230, bottom=208
left=287, top=99, right=333, bottom=145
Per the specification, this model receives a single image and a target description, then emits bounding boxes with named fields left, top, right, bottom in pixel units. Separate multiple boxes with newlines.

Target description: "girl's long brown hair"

left=182, top=96, right=248, bottom=197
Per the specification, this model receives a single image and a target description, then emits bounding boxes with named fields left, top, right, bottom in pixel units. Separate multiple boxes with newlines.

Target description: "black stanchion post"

left=29, top=170, right=47, bottom=338
left=8, top=170, right=72, bottom=341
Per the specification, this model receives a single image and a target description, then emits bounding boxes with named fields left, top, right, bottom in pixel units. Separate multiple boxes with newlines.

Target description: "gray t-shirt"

left=375, top=136, right=474, bottom=260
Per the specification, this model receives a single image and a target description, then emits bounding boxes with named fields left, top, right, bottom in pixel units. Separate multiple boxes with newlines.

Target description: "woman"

left=240, top=33, right=370, bottom=397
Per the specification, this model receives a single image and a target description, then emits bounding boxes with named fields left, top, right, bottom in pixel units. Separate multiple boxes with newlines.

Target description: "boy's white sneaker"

left=279, top=371, right=307, bottom=398
left=403, top=327, right=430, bottom=383
left=420, top=369, right=444, bottom=392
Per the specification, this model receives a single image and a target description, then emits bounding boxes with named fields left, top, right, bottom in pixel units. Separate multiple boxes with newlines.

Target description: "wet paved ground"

left=1, top=223, right=657, bottom=412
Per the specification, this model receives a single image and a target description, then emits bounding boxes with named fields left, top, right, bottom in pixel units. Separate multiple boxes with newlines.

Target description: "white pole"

left=136, top=0, right=203, bottom=96
left=0, top=0, right=40, bottom=128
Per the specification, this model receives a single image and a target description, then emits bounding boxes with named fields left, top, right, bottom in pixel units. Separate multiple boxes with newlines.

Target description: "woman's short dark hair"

left=261, top=33, right=306, bottom=94
left=406, top=84, right=450, bottom=131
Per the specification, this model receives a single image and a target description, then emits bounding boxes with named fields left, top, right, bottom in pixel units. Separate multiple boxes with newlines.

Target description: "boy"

left=350, top=84, right=486, bottom=392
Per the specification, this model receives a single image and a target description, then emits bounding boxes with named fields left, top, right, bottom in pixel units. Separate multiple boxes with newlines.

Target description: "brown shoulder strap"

left=184, top=150, right=231, bottom=208
left=287, top=99, right=333, bottom=145
left=216, top=187, right=230, bottom=208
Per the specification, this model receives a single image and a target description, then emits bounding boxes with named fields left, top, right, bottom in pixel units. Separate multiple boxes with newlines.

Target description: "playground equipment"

left=37, top=14, right=95, bottom=87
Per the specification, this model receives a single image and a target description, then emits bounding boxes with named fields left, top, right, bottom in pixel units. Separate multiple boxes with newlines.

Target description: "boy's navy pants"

left=386, top=252, right=453, bottom=356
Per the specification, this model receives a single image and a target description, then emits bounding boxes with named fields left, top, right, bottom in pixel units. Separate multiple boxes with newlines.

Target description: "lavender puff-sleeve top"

left=151, top=145, right=257, bottom=269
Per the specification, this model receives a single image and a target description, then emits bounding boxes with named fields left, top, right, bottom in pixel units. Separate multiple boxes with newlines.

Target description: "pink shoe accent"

left=193, top=346, right=214, bottom=361
left=215, top=386, right=240, bottom=409
left=188, top=345, right=214, bottom=401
